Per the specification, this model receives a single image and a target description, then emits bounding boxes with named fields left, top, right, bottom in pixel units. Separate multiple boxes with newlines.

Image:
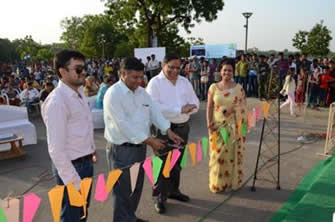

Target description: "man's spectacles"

left=67, top=65, right=87, bottom=74
left=167, top=65, right=180, bottom=71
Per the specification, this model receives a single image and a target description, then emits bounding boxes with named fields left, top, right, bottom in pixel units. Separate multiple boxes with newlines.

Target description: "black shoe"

left=168, top=192, right=190, bottom=202
left=154, top=201, right=166, bottom=214
left=136, top=218, right=149, bottom=222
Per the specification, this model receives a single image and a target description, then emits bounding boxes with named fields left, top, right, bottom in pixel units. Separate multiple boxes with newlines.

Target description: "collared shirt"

left=42, top=81, right=95, bottom=188
left=149, top=59, right=160, bottom=71
left=146, top=71, right=200, bottom=124
left=20, top=88, right=39, bottom=100
left=103, top=80, right=170, bottom=145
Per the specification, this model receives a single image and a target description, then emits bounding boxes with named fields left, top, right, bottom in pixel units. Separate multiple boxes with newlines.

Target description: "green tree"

left=16, top=35, right=42, bottom=61
left=36, top=47, right=54, bottom=62
left=0, top=38, right=20, bottom=63
left=105, top=0, right=224, bottom=47
left=292, top=21, right=332, bottom=56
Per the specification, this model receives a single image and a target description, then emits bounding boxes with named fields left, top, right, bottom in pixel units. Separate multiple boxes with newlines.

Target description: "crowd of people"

left=1, top=49, right=335, bottom=222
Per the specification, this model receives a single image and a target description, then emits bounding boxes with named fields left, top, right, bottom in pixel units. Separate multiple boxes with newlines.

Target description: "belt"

left=171, top=122, right=189, bottom=128
left=71, top=154, right=93, bottom=164
left=121, top=143, right=144, bottom=147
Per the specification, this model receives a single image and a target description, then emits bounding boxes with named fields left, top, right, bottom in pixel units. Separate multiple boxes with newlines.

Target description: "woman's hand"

left=223, top=107, right=234, bottom=117
left=208, top=121, right=216, bottom=133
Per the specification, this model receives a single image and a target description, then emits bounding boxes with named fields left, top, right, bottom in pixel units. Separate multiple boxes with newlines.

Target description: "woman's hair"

left=220, top=58, right=235, bottom=73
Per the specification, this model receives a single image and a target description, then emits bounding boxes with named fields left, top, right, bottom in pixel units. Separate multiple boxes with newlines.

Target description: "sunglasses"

left=67, top=65, right=87, bottom=75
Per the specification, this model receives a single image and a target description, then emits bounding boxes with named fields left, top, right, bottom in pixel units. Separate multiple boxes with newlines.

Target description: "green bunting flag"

left=152, top=156, right=163, bottom=184
left=201, top=137, right=209, bottom=159
left=219, top=127, right=229, bottom=144
left=242, top=121, right=247, bottom=137
left=0, top=207, right=7, bottom=222
left=180, top=146, right=188, bottom=168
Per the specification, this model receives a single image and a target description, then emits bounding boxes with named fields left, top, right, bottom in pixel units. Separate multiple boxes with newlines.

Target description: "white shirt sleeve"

left=149, top=98, right=171, bottom=134
left=186, top=80, right=200, bottom=115
left=43, top=101, right=81, bottom=189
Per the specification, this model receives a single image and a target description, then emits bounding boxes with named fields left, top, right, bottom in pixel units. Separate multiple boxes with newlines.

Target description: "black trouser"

left=152, top=122, right=190, bottom=202
left=106, top=142, right=146, bottom=222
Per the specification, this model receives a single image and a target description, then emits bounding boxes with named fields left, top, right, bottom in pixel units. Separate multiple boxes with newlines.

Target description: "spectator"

left=84, top=76, right=99, bottom=97
left=40, top=82, right=54, bottom=102
left=20, top=82, right=39, bottom=112
left=95, top=76, right=113, bottom=109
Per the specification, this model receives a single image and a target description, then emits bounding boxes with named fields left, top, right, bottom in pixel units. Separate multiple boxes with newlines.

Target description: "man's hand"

left=181, top=104, right=197, bottom=114
left=144, top=137, right=166, bottom=151
left=167, top=129, right=184, bottom=145
left=92, top=151, right=97, bottom=163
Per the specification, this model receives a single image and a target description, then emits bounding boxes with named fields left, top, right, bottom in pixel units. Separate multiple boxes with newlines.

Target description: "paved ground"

left=0, top=98, right=330, bottom=222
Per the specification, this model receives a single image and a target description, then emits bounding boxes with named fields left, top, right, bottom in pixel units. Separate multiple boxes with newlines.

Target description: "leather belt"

left=71, top=154, right=93, bottom=164
left=121, top=143, right=144, bottom=147
left=171, top=122, right=189, bottom=128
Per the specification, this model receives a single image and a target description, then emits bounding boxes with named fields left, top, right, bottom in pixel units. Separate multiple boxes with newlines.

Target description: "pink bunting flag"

left=23, top=193, right=41, bottom=222
left=256, top=106, right=262, bottom=121
left=94, top=174, right=108, bottom=203
left=197, top=140, right=203, bottom=163
left=1, top=198, right=20, bottom=222
left=142, top=157, right=154, bottom=186
left=251, top=108, right=257, bottom=128
left=130, top=162, right=140, bottom=193
left=170, top=149, right=181, bottom=170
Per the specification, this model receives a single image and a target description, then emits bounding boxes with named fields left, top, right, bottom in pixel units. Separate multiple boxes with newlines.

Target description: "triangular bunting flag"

left=94, top=174, right=108, bottom=203
left=0, top=206, right=7, bottom=222
left=188, top=143, right=197, bottom=166
left=197, top=140, right=203, bottom=163
left=67, top=183, right=85, bottom=207
left=219, top=127, right=229, bottom=144
left=242, top=121, right=247, bottom=137
left=248, top=113, right=252, bottom=129
left=130, top=162, right=140, bottom=193
left=201, top=137, right=209, bottom=159
left=152, top=156, right=163, bottom=184
left=23, top=193, right=41, bottom=222
left=263, top=102, right=271, bottom=119
left=48, top=185, right=64, bottom=222
left=256, top=106, right=262, bottom=121
left=80, top=178, right=93, bottom=219
left=1, top=198, right=19, bottom=222
left=162, top=151, right=172, bottom=178
left=106, top=169, right=123, bottom=194
left=170, top=149, right=181, bottom=170
left=251, top=108, right=257, bottom=128
left=143, top=157, right=154, bottom=185
left=210, top=133, right=217, bottom=151
left=180, top=146, right=188, bottom=168
left=237, top=119, right=243, bottom=136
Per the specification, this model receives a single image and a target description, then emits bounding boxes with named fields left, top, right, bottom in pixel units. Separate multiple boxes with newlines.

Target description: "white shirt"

left=103, top=80, right=170, bottom=145
left=146, top=71, right=200, bottom=124
left=34, top=71, right=41, bottom=80
left=149, top=59, right=160, bottom=70
left=20, top=88, right=39, bottom=100
left=42, top=81, right=95, bottom=188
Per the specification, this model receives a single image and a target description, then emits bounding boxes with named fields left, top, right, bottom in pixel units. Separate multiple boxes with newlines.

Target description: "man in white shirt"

left=42, top=50, right=97, bottom=222
left=148, top=54, right=160, bottom=78
left=20, top=82, right=39, bottom=112
left=103, top=57, right=183, bottom=222
left=146, top=54, right=200, bottom=214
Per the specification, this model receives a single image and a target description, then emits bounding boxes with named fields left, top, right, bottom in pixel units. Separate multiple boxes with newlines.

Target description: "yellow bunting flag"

left=67, top=183, right=85, bottom=207
left=248, top=113, right=252, bottom=129
left=80, top=178, right=93, bottom=218
left=210, top=132, right=217, bottom=151
left=48, top=185, right=64, bottom=222
left=237, top=119, right=243, bottom=136
left=106, top=169, right=123, bottom=194
left=162, top=151, right=172, bottom=178
left=263, top=102, right=271, bottom=119
left=188, top=143, right=197, bottom=166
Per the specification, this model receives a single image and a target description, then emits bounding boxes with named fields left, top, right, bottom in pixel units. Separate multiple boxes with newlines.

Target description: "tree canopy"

left=292, top=21, right=332, bottom=56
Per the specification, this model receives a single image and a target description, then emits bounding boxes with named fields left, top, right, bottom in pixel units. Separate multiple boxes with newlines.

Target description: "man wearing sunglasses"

left=146, top=54, right=199, bottom=214
left=42, top=49, right=97, bottom=222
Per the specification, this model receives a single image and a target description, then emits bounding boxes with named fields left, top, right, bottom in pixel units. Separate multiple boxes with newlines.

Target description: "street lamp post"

left=242, top=12, right=253, bottom=53
left=151, top=23, right=159, bottom=48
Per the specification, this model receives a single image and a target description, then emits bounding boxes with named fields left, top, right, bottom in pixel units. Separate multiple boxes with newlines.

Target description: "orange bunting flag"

left=263, top=102, right=271, bottom=119
left=162, top=151, right=172, bottom=178
left=248, top=113, right=252, bottom=129
left=237, top=119, right=243, bottom=136
left=67, top=183, right=85, bottom=207
left=106, top=169, right=123, bottom=194
left=188, top=143, right=197, bottom=166
left=48, top=185, right=65, bottom=222
left=210, top=132, right=217, bottom=151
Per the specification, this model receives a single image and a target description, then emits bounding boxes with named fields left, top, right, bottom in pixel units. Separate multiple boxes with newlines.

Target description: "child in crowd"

left=280, top=68, right=296, bottom=116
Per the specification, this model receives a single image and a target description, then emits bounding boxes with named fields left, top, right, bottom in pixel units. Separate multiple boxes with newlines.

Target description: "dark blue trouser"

left=53, top=157, right=94, bottom=222
left=106, top=143, right=146, bottom=222
left=248, top=75, right=258, bottom=97
left=238, top=77, right=248, bottom=93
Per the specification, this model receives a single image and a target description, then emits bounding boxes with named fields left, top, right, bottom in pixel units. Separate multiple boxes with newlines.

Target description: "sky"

left=1, top=0, right=335, bottom=52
